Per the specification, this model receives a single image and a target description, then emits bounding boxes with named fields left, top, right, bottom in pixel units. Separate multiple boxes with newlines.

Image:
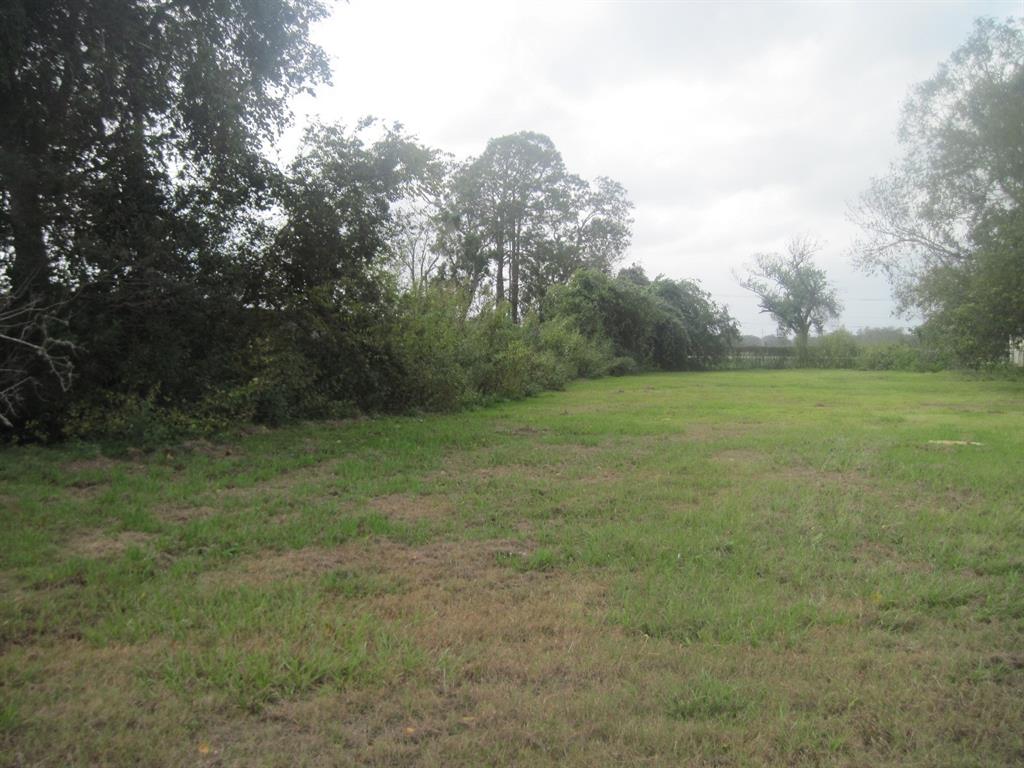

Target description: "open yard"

left=1, top=370, right=1022, bottom=767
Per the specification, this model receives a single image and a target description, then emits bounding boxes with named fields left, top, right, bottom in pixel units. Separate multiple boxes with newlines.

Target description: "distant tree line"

left=0, top=0, right=737, bottom=441
left=3, top=3, right=1017, bottom=441
left=728, top=326, right=937, bottom=371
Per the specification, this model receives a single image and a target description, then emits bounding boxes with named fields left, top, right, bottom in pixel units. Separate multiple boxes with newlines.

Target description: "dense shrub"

left=532, top=316, right=614, bottom=380
left=390, top=288, right=476, bottom=410
left=858, top=343, right=918, bottom=371
left=808, top=329, right=859, bottom=369
left=545, top=269, right=738, bottom=371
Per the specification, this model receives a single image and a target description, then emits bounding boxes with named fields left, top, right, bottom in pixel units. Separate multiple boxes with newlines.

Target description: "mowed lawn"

left=1, top=371, right=1022, bottom=767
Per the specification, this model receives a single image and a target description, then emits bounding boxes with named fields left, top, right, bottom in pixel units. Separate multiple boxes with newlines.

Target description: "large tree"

left=243, top=121, right=441, bottom=414
left=0, top=0, right=331, bottom=298
left=737, top=237, right=842, bottom=359
left=522, top=173, right=633, bottom=312
left=449, top=132, right=565, bottom=323
left=0, top=0, right=332, bottom=429
left=850, top=17, right=1024, bottom=362
left=442, top=132, right=632, bottom=322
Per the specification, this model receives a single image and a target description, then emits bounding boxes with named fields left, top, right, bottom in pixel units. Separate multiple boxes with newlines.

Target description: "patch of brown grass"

left=216, top=460, right=344, bottom=502
left=0, top=640, right=216, bottom=766
left=778, top=464, right=873, bottom=491
left=368, top=494, right=455, bottom=523
left=153, top=504, right=220, bottom=523
left=851, top=540, right=935, bottom=575
left=63, top=456, right=120, bottom=473
left=206, top=538, right=534, bottom=590
left=432, top=442, right=624, bottom=489
left=64, top=530, right=155, bottom=559
left=681, top=423, right=758, bottom=442
left=178, top=438, right=240, bottom=458
left=493, top=425, right=550, bottom=437
left=198, top=536, right=623, bottom=766
left=712, top=448, right=769, bottom=465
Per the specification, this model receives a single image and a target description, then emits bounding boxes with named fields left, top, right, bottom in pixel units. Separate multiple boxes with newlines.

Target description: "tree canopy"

left=0, top=0, right=331, bottom=298
left=851, top=17, right=1024, bottom=363
left=441, top=132, right=633, bottom=323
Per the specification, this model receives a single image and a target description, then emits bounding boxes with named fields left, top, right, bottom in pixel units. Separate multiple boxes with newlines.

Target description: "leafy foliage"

left=440, top=132, right=634, bottom=322
left=852, top=17, right=1024, bottom=364
left=546, top=267, right=738, bottom=372
left=736, top=237, right=842, bottom=358
left=0, top=3, right=737, bottom=442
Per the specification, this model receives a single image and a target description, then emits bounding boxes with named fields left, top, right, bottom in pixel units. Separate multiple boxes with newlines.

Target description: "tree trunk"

left=7, top=179, right=50, bottom=299
left=510, top=223, right=520, bottom=324
left=795, top=326, right=810, bottom=366
left=495, top=230, right=505, bottom=306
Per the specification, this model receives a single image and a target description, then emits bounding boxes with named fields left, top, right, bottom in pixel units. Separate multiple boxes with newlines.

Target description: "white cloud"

left=287, top=0, right=1019, bottom=333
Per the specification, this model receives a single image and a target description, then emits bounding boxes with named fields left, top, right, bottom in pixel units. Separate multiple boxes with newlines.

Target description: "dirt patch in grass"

left=430, top=462, right=521, bottom=482
left=204, top=545, right=369, bottom=587
left=369, top=493, right=454, bottom=523
left=852, top=541, right=935, bottom=575
left=205, top=537, right=536, bottom=590
left=225, top=538, right=618, bottom=765
left=712, top=449, right=769, bottom=465
left=472, top=466, right=520, bottom=480
left=682, top=423, right=758, bottom=442
left=434, top=443, right=620, bottom=487
left=494, top=425, right=550, bottom=437
left=65, top=530, right=155, bottom=559
left=62, top=456, right=121, bottom=495
left=779, top=464, right=873, bottom=491
left=62, top=456, right=151, bottom=496
left=154, top=504, right=220, bottom=524
left=216, top=460, right=345, bottom=502
left=63, top=456, right=120, bottom=473
left=574, top=469, right=625, bottom=485
left=470, top=462, right=618, bottom=485
left=178, top=438, right=240, bottom=458
left=910, top=484, right=982, bottom=513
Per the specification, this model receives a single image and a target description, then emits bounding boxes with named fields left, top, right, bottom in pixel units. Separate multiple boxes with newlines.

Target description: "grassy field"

left=1, top=370, right=1022, bottom=767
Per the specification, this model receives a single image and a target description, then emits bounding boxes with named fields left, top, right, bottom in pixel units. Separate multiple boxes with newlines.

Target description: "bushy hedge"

left=544, top=269, right=737, bottom=372
left=51, top=282, right=619, bottom=443
left=389, top=287, right=613, bottom=411
left=48, top=267, right=742, bottom=443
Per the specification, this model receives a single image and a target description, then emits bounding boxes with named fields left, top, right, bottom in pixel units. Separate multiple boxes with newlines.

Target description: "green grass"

left=1, top=370, right=1022, bottom=766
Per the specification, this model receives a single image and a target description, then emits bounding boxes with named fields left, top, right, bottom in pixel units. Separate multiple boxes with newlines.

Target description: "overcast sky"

left=286, top=0, right=1022, bottom=335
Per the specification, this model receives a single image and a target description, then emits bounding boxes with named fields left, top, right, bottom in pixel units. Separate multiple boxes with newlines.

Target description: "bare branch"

left=0, top=292, right=76, bottom=429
